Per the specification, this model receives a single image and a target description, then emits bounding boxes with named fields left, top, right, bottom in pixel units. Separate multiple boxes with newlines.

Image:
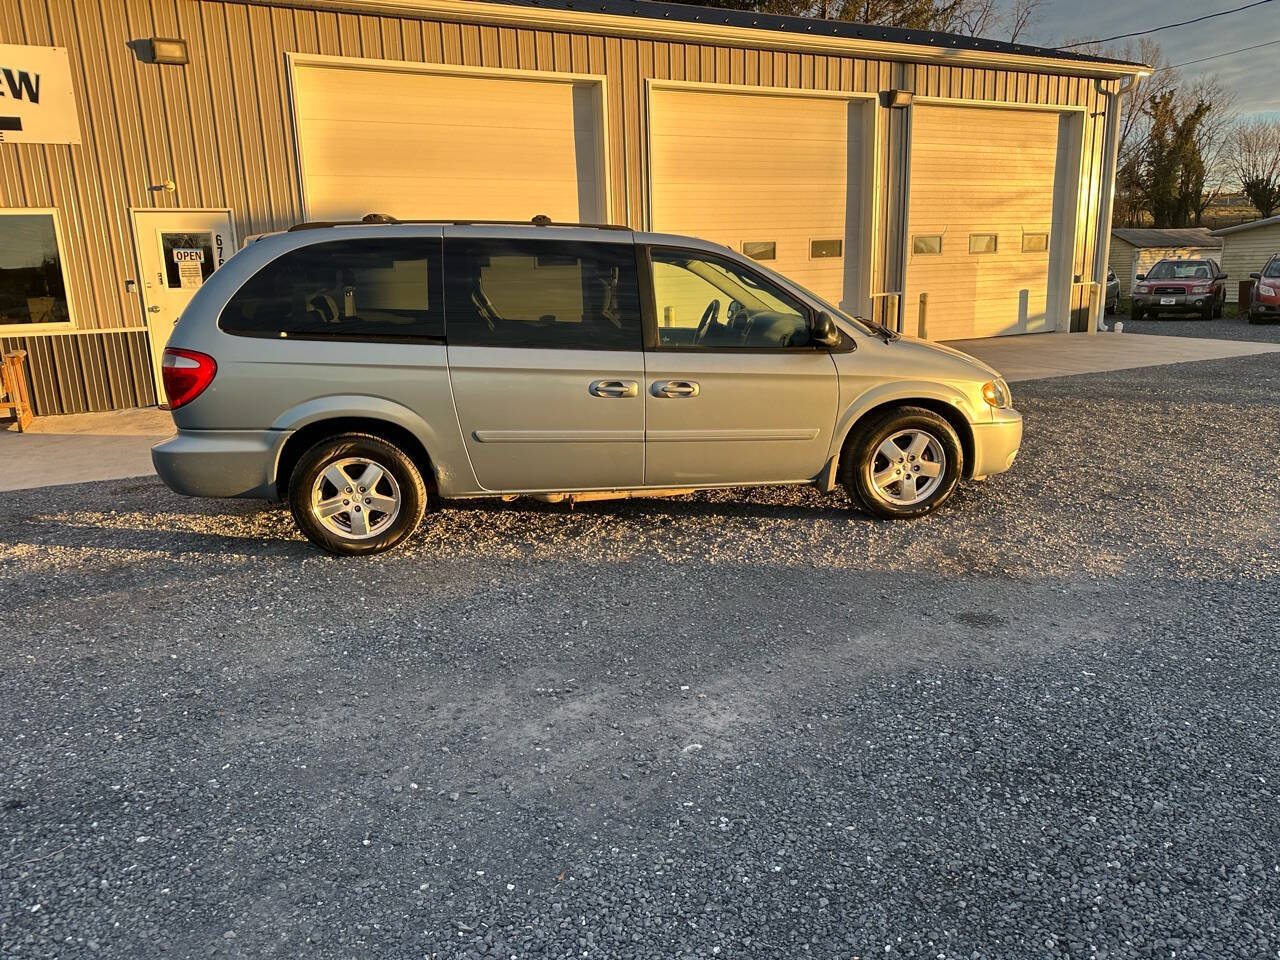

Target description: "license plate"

left=1160, top=297, right=1176, bottom=305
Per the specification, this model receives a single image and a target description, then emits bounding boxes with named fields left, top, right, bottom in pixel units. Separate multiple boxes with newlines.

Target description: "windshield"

left=1264, top=259, right=1280, bottom=278
left=1147, top=261, right=1212, bottom=280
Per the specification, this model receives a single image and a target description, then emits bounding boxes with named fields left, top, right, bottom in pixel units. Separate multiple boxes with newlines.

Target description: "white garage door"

left=904, top=105, right=1064, bottom=340
left=291, top=61, right=606, bottom=223
left=649, top=87, right=858, bottom=307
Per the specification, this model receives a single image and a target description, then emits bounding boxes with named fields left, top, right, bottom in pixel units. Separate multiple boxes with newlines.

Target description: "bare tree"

left=1182, top=75, right=1236, bottom=225
left=668, top=0, right=1040, bottom=38
left=1003, top=0, right=1041, bottom=42
left=1232, top=120, right=1280, bottom=219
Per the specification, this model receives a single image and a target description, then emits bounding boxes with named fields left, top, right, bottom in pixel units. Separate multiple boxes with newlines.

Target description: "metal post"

left=917, top=292, right=928, bottom=339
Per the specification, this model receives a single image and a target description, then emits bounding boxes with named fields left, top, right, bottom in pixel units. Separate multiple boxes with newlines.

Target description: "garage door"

left=904, top=105, right=1064, bottom=340
left=292, top=61, right=606, bottom=223
left=649, top=87, right=858, bottom=307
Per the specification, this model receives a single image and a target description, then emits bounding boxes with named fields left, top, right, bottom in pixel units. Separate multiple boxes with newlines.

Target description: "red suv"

left=1131, top=258, right=1228, bottom=321
left=1248, top=255, right=1280, bottom=324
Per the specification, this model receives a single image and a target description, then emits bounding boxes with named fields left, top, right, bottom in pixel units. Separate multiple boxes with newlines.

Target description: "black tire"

left=1200, top=301, right=1214, bottom=321
left=288, top=432, right=427, bottom=556
left=1130, top=306, right=1144, bottom=323
left=1213, top=297, right=1224, bottom=319
left=841, top=406, right=963, bottom=520
left=1248, top=310, right=1260, bottom=325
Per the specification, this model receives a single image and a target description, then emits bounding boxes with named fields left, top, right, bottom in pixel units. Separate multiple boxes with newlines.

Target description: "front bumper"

left=152, top=429, right=290, bottom=499
left=1250, top=299, right=1280, bottom=318
left=970, top=409, right=1023, bottom=479
left=1133, top=293, right=1213, bottom=314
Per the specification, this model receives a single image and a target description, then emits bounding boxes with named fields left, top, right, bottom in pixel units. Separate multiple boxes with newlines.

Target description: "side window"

left=221, top=238, right=441, bottom=340
left=444, top=238, right=642, bottom=350
left=649, top=248, right=812, bottom=349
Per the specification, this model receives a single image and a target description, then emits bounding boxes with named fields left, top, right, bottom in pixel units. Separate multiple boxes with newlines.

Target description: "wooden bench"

left=1, top=350, right=34, bottom=432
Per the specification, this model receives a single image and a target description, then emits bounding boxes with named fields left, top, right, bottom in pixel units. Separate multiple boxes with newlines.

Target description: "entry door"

left=643, top=247, right=839, bottom=487
left=132, top=209, right=235, bottom=392
left=443, top=233, right=645, bottom=492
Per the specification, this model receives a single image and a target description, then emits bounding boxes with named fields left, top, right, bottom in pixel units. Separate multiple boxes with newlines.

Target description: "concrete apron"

left=4, top=333, right=1279, bottom=491
left=1, top=408, right=173, bottom=493
left=946, top=331, right=1280, bottom=382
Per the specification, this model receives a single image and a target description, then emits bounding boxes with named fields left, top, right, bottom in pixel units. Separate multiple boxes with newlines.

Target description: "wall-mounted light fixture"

left=132, top=38, right=188, bottom=65
left=880, top=89, right=913, bottom=109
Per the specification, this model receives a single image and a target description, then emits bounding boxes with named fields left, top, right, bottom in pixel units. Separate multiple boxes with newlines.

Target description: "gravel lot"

left=3, top=354, right=1279, bottom=960
left=1121, top=310, right=1280, bottom=343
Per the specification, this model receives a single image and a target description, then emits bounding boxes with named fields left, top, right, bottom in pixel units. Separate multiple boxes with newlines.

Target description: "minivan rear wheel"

left=842, top=407, right=962, bottom=520
left=288, top=433, right=427, bottom=555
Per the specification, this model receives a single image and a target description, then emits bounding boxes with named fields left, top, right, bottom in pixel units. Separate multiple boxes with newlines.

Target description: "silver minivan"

left=153, top=217, right=1022, bottom=555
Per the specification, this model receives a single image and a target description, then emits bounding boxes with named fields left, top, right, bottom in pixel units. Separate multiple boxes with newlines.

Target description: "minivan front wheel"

left=289, top=433, right=427, bottom=555
left=843, top=407, right=962, bottom=519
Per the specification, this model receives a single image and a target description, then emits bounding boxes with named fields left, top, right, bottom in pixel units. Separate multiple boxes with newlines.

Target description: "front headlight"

left=1134, top=283, right=1151, bottom=294
left=982, top=378, right=1012, bottom=409
left=1260, top=281, right=1278, bottom=296
left=1191, top=283, right=1211, bottom=294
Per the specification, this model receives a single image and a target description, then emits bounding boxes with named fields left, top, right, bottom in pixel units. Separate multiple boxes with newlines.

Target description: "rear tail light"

left=161, top=348, right=217, bottom=409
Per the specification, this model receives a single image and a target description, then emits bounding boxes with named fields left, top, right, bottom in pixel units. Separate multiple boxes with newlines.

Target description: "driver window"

left=649, top=248, right=812, bottom=349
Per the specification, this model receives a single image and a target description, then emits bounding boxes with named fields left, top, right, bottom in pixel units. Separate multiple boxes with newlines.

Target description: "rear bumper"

left=152, top=429, right=289, bottom=499
left=970, top=410, right=1023, bottom=479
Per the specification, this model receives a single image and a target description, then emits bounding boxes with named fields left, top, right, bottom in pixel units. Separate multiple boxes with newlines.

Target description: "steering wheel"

left=694, top=299, right=720, bottom=344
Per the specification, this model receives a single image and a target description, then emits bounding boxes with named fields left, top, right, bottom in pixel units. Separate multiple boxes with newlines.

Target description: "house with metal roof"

left=1108, top=228, right=1223, bottom=299
left=1, top=0, right=1146, bottom=417
left=1211, top=216, right=1280, bottom=303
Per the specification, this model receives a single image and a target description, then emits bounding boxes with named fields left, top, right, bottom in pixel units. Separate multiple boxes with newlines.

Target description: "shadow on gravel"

left=449, top=489, right=857, bottom=523
left=3, top=513, right=307, bottom=560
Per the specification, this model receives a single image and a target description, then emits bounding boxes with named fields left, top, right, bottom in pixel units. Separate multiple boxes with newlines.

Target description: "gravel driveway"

left=1122, top=310, right=1280, bottom=343
left=3, top=355, right=1279, bottom=960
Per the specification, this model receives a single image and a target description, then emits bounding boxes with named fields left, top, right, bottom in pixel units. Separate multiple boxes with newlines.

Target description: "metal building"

left=0, top=0, right=1145, bottom=416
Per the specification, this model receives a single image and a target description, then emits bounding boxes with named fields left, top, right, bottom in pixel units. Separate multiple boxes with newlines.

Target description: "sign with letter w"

left=0, top=44, right=80, bottom=144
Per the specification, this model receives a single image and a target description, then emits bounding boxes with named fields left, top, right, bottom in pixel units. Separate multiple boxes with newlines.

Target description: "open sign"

left=172, top=248, right=205, bottom=263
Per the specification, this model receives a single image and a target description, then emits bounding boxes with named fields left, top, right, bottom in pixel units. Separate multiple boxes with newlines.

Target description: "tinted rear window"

left=444, top=238, right=641, bottom=350
left=221, top=238, right=442, bottom=340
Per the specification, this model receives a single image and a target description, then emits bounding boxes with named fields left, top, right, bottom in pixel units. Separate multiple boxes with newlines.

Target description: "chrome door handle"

left=652, top=380, right=700, bottom=398
left=589, top=379, right=639, bottom=398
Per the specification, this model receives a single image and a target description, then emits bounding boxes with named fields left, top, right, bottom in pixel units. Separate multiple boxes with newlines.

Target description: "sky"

left=1029, top=0, right=1279, bottom=119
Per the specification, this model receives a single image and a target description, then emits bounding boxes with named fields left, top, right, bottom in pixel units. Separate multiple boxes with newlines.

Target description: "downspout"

left=1092, top=72, right=1144, bottom=332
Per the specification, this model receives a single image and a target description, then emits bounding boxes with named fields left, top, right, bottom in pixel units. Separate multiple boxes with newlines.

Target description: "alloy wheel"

left=310, top=457, right=402, bottom=540
left=868, top=429, right=946, bottom=506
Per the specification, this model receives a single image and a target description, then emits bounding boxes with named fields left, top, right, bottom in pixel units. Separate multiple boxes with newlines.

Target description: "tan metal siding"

left=1, top=332, right=155, bottom=415
left=1220, top=224, right=1280, bottom=302
left=1108, top=239, right=1136, bottom=298
left=5, top=0, right=1118, bottom=413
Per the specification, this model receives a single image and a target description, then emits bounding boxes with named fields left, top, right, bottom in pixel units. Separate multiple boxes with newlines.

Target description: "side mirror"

left=811, top=311, right=841, bottom=347
left=1135, top=273, right=1146, bottom=281
left=1220, top=274, right=1229, bottom=280
left=1251, top=272, right=1261, bottom=280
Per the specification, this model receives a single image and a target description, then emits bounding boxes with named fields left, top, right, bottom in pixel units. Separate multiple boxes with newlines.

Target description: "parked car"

left=1105, top=269, right=1120, bottom=315
left=152, top=217, right=1023, bottom=555
left=1130, top=258, right=1228, bottom=321
left=1248, top=255, right=1280, bottom=324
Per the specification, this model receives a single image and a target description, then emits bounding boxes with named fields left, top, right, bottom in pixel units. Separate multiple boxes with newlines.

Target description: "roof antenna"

left=531, top=214, right=553, bottom=226
left=362, top=212, right=397, bottom=223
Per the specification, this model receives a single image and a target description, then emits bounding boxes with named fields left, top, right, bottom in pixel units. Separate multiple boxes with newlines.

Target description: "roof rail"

left=287, top=213, right=632, bottom=232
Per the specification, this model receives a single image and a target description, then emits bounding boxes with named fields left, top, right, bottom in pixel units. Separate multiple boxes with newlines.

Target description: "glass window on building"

left=0, top=211, right=71, bottom=329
